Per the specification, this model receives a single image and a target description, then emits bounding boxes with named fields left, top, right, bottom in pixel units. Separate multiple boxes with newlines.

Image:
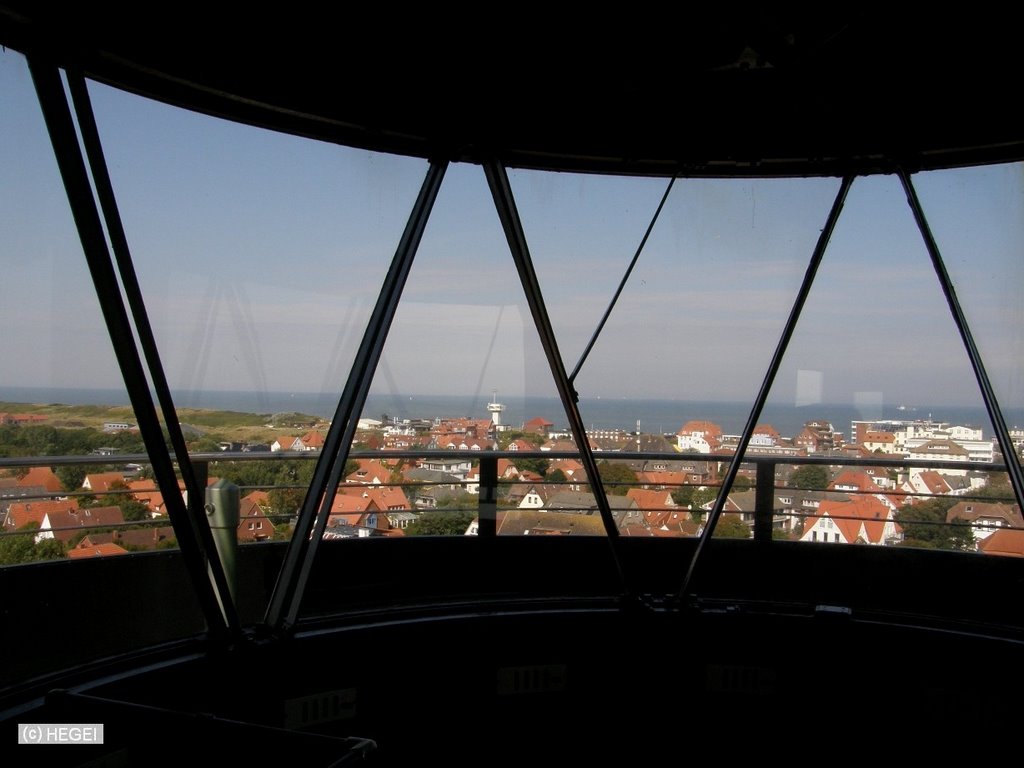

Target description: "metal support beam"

left=265, top=160, right=447, bottom=634
left=64, top=72, right=241, bottom=631
left=28, top=58, right=237, bottom=639
left=483, top=160, right=628, bottom=596
left=570, top=176, right=675, bottom=382
left=680, top=176, right=853, bottom=599
left=899, top=170, right=1024, bottom=515
left=206, top=479, right=240, bottom=604
left=478, top=455, right=498, bottom=537
left=753, top=461, right=775, bottom=543
left=65, top=74, right=204, bottom=506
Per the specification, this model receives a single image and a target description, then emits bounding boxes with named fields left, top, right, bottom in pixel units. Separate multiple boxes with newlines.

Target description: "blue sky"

left=2, top=47, right=1022, bottom=417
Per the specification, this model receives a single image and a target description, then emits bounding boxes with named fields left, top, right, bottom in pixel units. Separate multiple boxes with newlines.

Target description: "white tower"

left=487, top=390, right=506, bottom=429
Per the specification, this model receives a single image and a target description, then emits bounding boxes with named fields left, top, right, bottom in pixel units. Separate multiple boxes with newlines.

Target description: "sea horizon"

left=2, top=385, right=1019, bottom=440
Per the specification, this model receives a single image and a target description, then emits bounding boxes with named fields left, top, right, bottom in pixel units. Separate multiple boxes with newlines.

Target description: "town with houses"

left=2, top=399, right=1023, bottom=564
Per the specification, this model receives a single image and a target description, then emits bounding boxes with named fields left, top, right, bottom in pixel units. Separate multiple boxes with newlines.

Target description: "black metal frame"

left=679, top=176, right=853, bottom=598
left=569, top=176, right=676, bottom=382
left=484, top=160, right=628, bottom=595
left=21, top=56, right=1024, bottom=642
left=899, top=169, right=1024, bottom=514
left=264, top=160, right=447, bottom=634
left=27, top=59, right=239, bottom=639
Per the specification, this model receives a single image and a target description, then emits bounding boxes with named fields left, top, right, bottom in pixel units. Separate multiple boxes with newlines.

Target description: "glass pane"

left=513, top=170, right=841, bottom=535
left=1, top=51, right=153, bottom=560
left=0, top=50, right=204, bottom=684
left=745, top=175, right=1004, bottom=553
left=910, top=163, right=1024, bottom=557
left=88, top=78, right=427, bottom=417
left=87, top=78, right=429, bottom=554
left=352, top=163, right=580, bottom=544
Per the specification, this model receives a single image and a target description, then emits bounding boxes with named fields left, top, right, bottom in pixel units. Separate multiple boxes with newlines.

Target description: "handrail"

left=0, top=448, right=1009, bottom=473
left=3, top=449, right=1015, bottom=549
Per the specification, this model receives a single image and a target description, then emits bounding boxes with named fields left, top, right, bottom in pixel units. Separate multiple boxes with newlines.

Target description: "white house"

left=800, top=496, right=900, bottom=546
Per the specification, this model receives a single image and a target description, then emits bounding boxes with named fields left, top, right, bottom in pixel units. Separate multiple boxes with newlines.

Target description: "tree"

left=268, top=487, right=305, bottom=517
left=789, top=465, right=829, bottom=490
left=56, top=463, right=107, bottom=493
left=34, top=537, right=66, bottom=561
left=691, top=486, right=717, bottom=509
left=895, top=497, right=971, bottom=550
left=0, top=523, right=67, bottom=565
left=714, top=516, right=751, bottom=539
left=497, top=430, right=544, bottom=450
left=188, top=436, right=224, bottom=453
left=405, top=510, right=475, bottom=536
left=0, top=527, right=37, bottom=565
left=435, top=491, right=475, bottom=510
left=515, top=456, right=550, bottom=476
left=120, top=499, right=151, bottom=523
left=547, top=468, right=567, bottom=483
left=597, top=462, right=638, bottom=495
left=671, top=486, right=695, bottom=508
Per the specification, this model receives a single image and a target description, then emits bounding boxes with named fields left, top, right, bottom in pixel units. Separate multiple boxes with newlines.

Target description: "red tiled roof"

left=114, top=527, right=175, bottom=549
left=804, top=495, right=892, bottom=544
left=331, top=492, right=378, bottom=513
left=361, top=486, right=411, bottom=511
left=301, top=430, right=326, bottom=448
left=83, top=472, right=126, bottom=493
left=18, top=466, right=64, bottom=493
left=912, top=439, right=969, bottom=456
left=626, top=488, right=675, bottom=511
left=237, top=507, right=275, bottom=541
left=979, top=528, right=1024, bottom=557
left=636, top=470, right=688, bottom=488
left=329, top=512, right=365, bottom=527
left=68, top=543, right=130, bottom=559
left=128, top=479, right=167, bottom=511
left=660, top=511, right=699, bottom=536
left=917, top=471, right=951, bottom=495
left=243, top=490, right=271, bottom=506
left=828, top=471, right=877, bottom=493
left=677, top=420, right=722, bottom=438
left=5, top=498, right=79, bottom=530
left=45, top=506, right=125, bottom=541
left=524, top=417, right=554, bottom=429
left=345, top=459, right=393, bottom=484
left=496, top=458, right=520, bottom=477
left=77, top=533, right=116, bottom=547
left=946, top=500, right=1023, bottom=528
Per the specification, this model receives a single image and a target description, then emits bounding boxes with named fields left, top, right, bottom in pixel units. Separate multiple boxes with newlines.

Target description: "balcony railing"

left=1, top=449, right=1018, bottom=562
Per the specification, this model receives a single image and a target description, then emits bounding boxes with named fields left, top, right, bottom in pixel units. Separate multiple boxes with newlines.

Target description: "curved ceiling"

left=2, top=6, right=1021, bottom=176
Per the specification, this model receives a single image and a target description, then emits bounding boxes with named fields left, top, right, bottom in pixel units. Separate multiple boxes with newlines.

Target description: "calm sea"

left=2, top=386, right=1020, bottom=440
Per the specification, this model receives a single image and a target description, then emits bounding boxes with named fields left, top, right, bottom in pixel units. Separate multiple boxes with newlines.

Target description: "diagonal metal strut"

left=29, top=59, right=239, bottom=638
left=570, top=175, right=676, bottom=383
left=483, top=160, right=629, bottom=596
left=899, top=169, right=1024, bottom=516
left=265, top=160, right=447, bottom=634
left=679, top=176, right=853, bottom=600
